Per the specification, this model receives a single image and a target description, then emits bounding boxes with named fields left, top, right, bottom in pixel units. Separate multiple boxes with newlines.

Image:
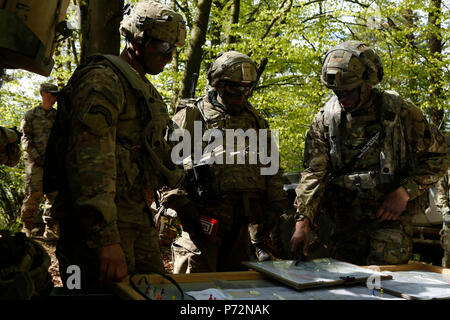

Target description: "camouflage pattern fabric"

left=435, top=169, right=450, bottom=267
left=0, top=231, right=53, bottom=299
left=57, top=219, right=164, bottom=289
left=168, top=90, right=287, bottom=273
left=20, top=104, right=56, bottom=166
left=120, top=0, right=186, bottom=47
left=19, top=105, right=57, bottom=226
left=49, top=54, right=176, bottom=288
left=207, top=51, right=258, bottom=86
left=321, top=40, right=383, bottom=89
left=0, top=126, right=21, bottom=167
left=295, top=89, right=449, bottom=265
left=21, top=165, right=57, bottom=225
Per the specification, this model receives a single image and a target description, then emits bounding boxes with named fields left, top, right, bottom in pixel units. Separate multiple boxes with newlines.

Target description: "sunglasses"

left=223, top=81, right=254, bottom=94
left=153, top=39, right=176, bottom=56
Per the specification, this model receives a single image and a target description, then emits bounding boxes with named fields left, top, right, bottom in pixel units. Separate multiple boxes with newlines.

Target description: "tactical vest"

left=44, top=54, right=183, bottom=195
left=188, top=94, right=269, bottom=195
left=99, top=55, right=183, bottom=189
left=322, top=90, right=407, bottom=191
left=21, top=105, right=56, bottom=163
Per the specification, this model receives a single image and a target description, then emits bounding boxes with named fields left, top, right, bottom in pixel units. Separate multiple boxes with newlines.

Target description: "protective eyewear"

left=153, top=39, right=177, bottom=56
left=223, top=81, right=254, bottom=94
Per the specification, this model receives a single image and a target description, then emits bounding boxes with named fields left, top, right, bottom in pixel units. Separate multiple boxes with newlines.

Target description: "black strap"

left=329, top=91, right=384, bottom=179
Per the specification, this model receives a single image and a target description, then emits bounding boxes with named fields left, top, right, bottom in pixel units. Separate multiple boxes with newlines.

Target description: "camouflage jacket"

left=20, top=104, right=56, bottom=166
left=0, top=126, right=21, bottom=167
left=47, top=54, right=182, bottom=248
left=435, top=170, right=449, bottom=217
left=171, top=90, right=287, bottom=205
left=295, top=89, right=449, bottom=222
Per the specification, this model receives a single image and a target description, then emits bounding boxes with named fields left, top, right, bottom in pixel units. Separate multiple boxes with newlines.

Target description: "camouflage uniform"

left=167, top=52, right=287, bottom=273
left=294, top=41, right=449, bottom=265
left=0, top=126, right=21, bottom=167
left=436, top=137, right=449, bottom=267
left=43, top=1, right=186, bottom=288
left=20, top=102, right=57, bottom=230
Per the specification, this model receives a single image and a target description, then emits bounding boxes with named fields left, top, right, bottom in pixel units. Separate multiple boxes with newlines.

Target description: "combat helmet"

left=321, top=40, right=384, bottom=89
left=120, top=1, right=186, bottom=47
left=207, top=51, right=257, bottom=87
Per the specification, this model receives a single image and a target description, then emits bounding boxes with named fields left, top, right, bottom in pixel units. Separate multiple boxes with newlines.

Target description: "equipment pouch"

left=333, top=171, right=377, bottom=190
left=210, top=164, right=266, bottom=194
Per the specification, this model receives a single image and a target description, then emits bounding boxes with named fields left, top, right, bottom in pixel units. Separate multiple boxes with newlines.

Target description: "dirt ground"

left=36, top=239, right=174, bottom=287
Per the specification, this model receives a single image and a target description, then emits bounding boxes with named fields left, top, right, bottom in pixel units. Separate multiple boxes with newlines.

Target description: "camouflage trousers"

left=172, top=221, right=251, bottom=274
left=326, top=198, right=413, bottom=265
left=330, top=218, right=413, bottom=265
left=171, top=194, right=277, bottom=273
left=20, top=165, right=57, bottom=225
left=316, top=189, right=414, bottom=265
left=441, top=213, right=450, bottom=268
left=245, top=193, right=274, bottom=246
left=57, top=217, right=164, bottom=290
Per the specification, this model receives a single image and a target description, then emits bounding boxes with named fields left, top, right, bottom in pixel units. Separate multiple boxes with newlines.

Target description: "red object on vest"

left=199, top=215, right=218, bottom=237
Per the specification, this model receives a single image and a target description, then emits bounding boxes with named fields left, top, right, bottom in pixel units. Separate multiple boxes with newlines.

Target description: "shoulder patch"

left=88, top=105, right=113, bottom=127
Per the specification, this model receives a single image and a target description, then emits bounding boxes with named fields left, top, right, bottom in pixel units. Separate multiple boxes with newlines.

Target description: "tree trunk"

left=79, top=0, right=124, bottom=65
left=206, top=0, right=226, bottom=73
left=226, top=0, right=240, bottom=45
left=428, top=0, right=444, bottom=129
left=179, top=0, right=213, bottom=99
left=170, top=0, right=180, bottom=113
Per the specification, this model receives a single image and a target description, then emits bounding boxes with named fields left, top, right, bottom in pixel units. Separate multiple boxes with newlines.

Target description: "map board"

left=114, top=262, right=450, bottom=300
left=242, top=258, right=391, bottom=290
left=379, top=270, right=450, bottom=300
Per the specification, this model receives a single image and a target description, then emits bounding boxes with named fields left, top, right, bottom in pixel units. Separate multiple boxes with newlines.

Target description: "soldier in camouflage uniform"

left=20, top=82, right=59, bottom=240
left=0, top=126, right=21, bottom=167
left=164, top=51, right=288, bottom=273
left=436, top=136, right=449, bottom=267
left=290, top=41, right=449, bottom=265
left=43, top=1, right=186, bottom=289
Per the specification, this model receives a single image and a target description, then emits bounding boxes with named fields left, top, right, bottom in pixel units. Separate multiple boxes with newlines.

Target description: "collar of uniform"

left=38, top=103, right=55, bottom=115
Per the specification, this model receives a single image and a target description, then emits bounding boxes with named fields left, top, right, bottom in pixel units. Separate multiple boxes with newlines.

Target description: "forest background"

left=0, top=0, right=448, bottom=230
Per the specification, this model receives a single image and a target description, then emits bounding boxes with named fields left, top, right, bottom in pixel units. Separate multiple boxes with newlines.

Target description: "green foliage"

left=0, top=165, right=24, bottom=232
